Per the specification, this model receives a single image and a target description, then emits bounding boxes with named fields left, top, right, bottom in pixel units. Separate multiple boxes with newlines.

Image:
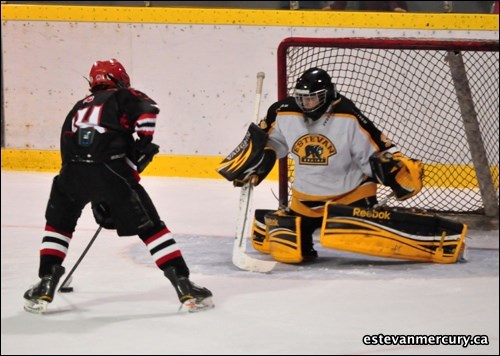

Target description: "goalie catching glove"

left=369, top=151, right=424, bottom=200
left=217, top=123, right=276, bottom=186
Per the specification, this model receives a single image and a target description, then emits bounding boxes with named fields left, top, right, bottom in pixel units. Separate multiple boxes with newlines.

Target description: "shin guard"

left=266, top=212, right=303, bottom=264
left=320, top=203, right=467, bottom=263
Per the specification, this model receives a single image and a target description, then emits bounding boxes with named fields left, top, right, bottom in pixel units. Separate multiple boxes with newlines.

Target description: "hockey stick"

left=58, top=225, right=102, bottom=293
left=232, top=72, right=277, bottom=273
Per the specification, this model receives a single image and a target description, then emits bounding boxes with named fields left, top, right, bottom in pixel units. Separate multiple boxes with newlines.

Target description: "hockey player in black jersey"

left=219, top=68, right=466, bottom=265
left=24, top=59, right=213, bottom=313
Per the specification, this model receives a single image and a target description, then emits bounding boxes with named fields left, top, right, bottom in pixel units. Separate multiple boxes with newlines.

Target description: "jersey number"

left=72, top=105, right=106, bottom=133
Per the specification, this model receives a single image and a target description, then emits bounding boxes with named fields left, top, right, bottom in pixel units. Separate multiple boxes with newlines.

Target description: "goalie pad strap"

left=320, top=203, right=467, bottom=263
left=217, top=123, right=269, bottom=182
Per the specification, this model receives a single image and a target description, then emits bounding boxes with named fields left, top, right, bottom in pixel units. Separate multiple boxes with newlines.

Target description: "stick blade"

left=232, top=183, right=276, bottom=273
left=59, top=286, right=74, bottom=293
left=57, top=276, right=73, bottom=293
left=232, top=245, right=277, bottom=273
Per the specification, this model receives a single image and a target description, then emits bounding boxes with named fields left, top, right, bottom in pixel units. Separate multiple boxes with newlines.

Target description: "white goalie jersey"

left=260, top=95, right=399, bottom=216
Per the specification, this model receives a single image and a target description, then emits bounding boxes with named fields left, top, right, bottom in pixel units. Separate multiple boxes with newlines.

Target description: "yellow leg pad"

left=266, top=213, right=303, bottom=264
left=251, top=209, right=274, bottom=254
left=320, top=204, right=467, bottom=264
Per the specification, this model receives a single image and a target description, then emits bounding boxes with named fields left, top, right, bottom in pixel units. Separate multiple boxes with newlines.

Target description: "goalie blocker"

left=217, top=123, right=276, bottom=186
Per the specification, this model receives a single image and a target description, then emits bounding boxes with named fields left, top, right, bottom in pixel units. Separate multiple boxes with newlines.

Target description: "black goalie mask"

left=294, top=68, right=337, bottom=121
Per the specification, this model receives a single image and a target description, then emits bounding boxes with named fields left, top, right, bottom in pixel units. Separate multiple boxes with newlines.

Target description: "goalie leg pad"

left=265, top=212, right=303, bottom=264
left=320, top=203, right=467, bottom=264
left=251, top=209, right=274, bottom=254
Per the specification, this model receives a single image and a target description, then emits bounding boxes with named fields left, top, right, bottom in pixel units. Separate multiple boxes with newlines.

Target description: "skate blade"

left=179, top=297, right=214, bottom=313
left=24, top=299, right=49, bottom=314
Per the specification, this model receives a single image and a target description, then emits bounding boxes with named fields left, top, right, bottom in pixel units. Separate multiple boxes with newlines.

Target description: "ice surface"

left=1, top=171, right=498, bottom=355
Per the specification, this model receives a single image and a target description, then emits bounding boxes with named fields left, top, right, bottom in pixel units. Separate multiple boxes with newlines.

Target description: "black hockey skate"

left=23, top=265, right=65, bottom=314
left=164, top=266, right=214, bottom=313
left=302, top=246, right=318, bottom=263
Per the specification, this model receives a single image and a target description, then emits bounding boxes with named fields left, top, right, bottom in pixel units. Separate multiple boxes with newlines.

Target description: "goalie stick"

left=232, top=72, right=277, bottom=273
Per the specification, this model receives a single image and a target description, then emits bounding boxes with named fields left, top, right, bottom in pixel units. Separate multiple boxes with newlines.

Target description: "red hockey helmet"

left=88, top=59, right=130, bottom=91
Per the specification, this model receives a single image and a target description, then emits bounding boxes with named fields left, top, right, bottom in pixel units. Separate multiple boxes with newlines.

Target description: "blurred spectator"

left=323, top=1, right=408, bottom=12
left=281, top=1, right=325, bottom=9
left=492, top=1, right=499, bottom=14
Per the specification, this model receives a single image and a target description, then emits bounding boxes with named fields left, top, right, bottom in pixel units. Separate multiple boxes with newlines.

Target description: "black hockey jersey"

left=60, top=88, right=159, bottom=165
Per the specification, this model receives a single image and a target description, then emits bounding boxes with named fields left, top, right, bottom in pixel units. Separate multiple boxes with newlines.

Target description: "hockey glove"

left=369, top=151, right=424, bottom=200
left=91, top=202, right=115, bottom=229
left=135, top=142, right=160, bottom=173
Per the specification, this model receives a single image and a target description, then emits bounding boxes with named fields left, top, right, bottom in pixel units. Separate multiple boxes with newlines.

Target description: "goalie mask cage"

left=277, top=37, right=499, bottom=225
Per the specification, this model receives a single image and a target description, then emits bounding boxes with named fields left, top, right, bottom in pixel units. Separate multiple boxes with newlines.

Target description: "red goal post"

left=276, top=37, right=499, bottom=223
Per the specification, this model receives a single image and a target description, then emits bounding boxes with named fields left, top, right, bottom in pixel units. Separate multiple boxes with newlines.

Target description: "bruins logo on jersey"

left=292, top=134, right=336, bottom=165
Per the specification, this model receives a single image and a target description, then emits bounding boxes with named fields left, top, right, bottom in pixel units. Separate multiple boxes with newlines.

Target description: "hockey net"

left=277, top=37, right=499, bottom=224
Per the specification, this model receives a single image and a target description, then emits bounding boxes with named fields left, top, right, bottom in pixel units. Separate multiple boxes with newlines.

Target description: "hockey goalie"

left=218, top=67, right=467, bottom=265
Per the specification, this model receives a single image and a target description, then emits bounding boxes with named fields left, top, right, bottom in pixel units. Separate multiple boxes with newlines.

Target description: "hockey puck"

left=59, top=287, right=74, bottom=293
